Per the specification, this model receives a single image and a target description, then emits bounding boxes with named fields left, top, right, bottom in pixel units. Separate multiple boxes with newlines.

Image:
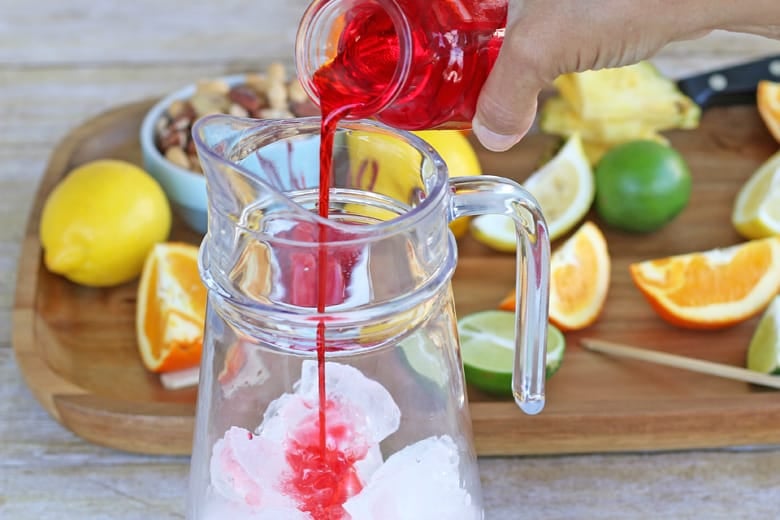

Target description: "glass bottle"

left=295, top=0, right=507, bottom=130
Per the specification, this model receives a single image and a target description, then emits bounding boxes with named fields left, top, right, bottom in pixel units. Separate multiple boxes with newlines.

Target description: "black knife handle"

left=676, top=54, right=780, bottom=108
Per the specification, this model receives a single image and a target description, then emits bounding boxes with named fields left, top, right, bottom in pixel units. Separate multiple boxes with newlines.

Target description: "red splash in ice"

left=283, top=399, right=369, bottom=519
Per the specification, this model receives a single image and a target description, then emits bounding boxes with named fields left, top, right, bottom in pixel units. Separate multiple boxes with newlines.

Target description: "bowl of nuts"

left=139, top=62, right=318, bottom=233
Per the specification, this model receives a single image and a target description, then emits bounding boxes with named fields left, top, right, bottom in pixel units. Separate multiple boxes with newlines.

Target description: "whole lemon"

left=40, top=159, right=172, bottom=287
left=345, top=129, right=481, bottom=237
left=413, top=130, right=482, bottom=238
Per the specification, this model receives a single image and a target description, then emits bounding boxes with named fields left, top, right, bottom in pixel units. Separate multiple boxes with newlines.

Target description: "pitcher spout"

left=194, top=113, right=270, bottom=158
left=191, top=116, right=459, bottom=336
left=193, top=114, right=325, bottom=225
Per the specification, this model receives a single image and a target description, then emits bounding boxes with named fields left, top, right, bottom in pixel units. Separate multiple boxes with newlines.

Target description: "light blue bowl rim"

left=138, top=74, right=250, bottom=212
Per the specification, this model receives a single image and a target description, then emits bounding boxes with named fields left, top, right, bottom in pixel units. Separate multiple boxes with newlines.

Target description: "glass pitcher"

left=187, top=115, right=550, bottom=520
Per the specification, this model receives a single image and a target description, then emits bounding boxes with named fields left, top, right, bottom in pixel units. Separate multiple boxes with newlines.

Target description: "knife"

left=676, top=54, right=780, bottom=109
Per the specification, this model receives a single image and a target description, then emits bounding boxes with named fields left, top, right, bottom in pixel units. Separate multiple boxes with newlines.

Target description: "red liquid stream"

left=285, top=2, right=505, bottom=517
left=283, top=106, right=359, bottom=519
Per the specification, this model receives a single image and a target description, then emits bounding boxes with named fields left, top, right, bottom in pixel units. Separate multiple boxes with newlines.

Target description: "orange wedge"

left=136, top=242, right=207, bottom=373
left=500, top=221, right=610, bottom=331
left=757, top=80, right=780, bottom=143
left=218, top=342, right=248, bottom=385
left=629, top=237, right=780, bottom=329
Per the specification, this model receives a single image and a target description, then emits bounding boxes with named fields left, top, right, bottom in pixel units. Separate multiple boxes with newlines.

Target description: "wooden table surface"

left=3, top=2, right=780, bottom=518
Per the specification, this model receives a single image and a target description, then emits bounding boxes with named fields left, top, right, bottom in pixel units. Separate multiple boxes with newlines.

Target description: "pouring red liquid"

left=286, top=1, right=508, bottom=516
left=301, top=0, right=507, bottom=130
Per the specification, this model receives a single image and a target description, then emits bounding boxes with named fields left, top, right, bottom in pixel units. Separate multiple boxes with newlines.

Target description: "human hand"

left=472, top=0, right=717, bottom=152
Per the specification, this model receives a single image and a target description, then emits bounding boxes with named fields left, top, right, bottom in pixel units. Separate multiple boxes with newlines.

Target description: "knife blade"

left=676, top=54, right=780, bottom=109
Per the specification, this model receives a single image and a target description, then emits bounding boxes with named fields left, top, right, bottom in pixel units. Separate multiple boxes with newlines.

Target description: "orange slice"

left=757, top=80, right=780, bottom=143
left=136, top=242, right=207, bottom=373
left=500, top=221, right=610, bottom=331
left=629, top=237, right=780, bottom=329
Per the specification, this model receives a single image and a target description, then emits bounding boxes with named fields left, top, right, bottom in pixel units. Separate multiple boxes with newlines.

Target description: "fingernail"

left=472, top=117, right=522, bottom=152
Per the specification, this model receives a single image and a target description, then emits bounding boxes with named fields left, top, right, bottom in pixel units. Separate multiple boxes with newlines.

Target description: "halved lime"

left=400, top=333, right=448, bottom=388
left=457, top=310, right=565, bottom=396
left=747, top=296, right=780, bottom=374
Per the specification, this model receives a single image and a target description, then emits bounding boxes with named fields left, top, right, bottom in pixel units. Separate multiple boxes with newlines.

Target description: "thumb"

left=472, top=7, right=547, bottom=152
left=472, top=43, right=545, bottom=152
left=472, top=69, right=541, bottom=152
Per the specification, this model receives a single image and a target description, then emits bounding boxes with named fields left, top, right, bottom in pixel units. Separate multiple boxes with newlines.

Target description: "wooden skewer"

left=581, top=338, right=780, bottom=390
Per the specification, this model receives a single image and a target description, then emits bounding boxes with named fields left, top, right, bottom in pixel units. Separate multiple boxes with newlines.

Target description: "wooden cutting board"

left=12, top=99, right=780, bottom=456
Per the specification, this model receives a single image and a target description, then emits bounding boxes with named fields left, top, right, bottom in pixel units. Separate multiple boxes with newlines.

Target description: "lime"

left=457, top=310, right=565, bottom=396
left=731, top=148, right=780, bottom=239
left=747, top=296, right=780, bottom=374
left=400, top=333, right=449, bottom=388
left=594, top=140, right=691, bottom=233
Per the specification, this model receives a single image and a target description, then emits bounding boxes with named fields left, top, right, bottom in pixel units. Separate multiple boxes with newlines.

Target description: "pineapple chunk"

left=540, top=97, right=675, bottom=144
left=552, top=61, right=700, bottom=127
left=539, top=61, right=700, bottom=165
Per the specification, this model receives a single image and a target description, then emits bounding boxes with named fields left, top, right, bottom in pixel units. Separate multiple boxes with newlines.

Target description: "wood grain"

left=1, top=1, right=780, bottom=516
left=13, top=98, right=780, bottom=457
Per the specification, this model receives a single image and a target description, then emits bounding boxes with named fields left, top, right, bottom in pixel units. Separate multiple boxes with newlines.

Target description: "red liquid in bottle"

left=311, top=0, right=506, bottom=129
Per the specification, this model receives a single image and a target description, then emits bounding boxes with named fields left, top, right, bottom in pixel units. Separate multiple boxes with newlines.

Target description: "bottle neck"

left=295, top=0, right=412, bottom=120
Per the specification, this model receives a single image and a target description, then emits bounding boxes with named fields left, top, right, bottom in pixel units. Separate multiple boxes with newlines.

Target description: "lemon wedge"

left=471, top=134, right=594, bottom=251
left=747, top=295, right=780, bottom=374
left=732, top=149, right=780, bottom=240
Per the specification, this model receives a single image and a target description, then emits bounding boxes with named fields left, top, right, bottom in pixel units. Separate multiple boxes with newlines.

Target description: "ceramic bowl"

left=140, top=72, right=315, bottom=234
left=139, top=77, right=247, bottom=234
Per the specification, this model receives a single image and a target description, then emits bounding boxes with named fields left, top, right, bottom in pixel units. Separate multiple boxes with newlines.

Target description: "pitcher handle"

left=449, top=175, right=550, bottom=415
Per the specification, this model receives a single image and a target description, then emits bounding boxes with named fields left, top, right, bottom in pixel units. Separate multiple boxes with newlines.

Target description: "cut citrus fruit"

left=548, top=221, right=610, bottom=330
left=470, top=134, right=594, bottom=251
left=136, top=242, right=207, bottom=373
left=457, top=310, right=565, bottom=396
left=501, top=221, right=610, bottom=331
left=757, top=80, right=780, bottom=143
left=400, top=333, right=448, bottom=388
left=747, top=296, right=780, bottom=374
left=524, top=134, right=595, bottom=239
left=346, top=129, right=481, bottom=238
left=731, top=148, right=780, bottom=239
left=469, top=214, right=517, bottom=253
left=629, top=237, right=780, bottom=329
